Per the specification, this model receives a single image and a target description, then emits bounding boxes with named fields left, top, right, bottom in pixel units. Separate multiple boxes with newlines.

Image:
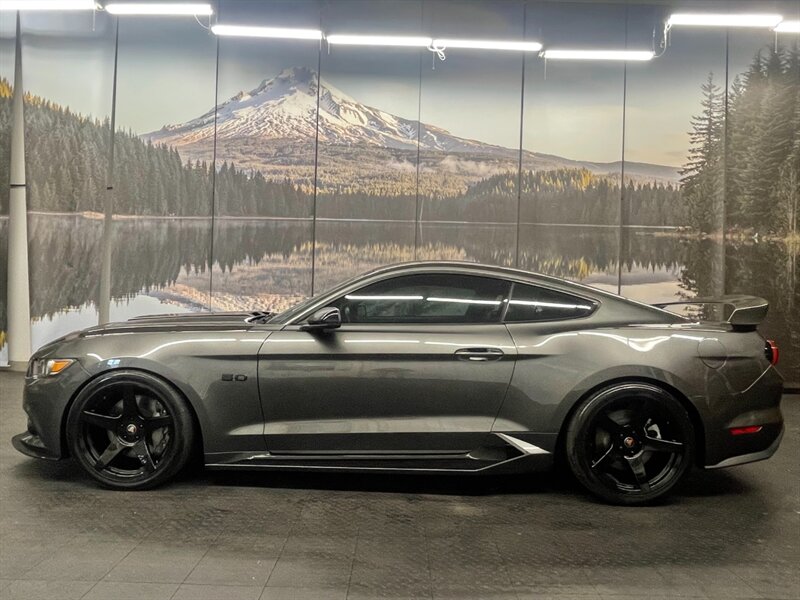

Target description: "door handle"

left=454, top=348, right=504, bottom=362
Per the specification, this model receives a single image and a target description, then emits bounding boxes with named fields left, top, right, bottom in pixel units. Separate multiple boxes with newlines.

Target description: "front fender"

left=60, top=329, right=269, bottom=455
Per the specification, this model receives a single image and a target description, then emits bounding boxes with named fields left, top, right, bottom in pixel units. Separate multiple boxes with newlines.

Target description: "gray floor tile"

left=212, top=534, right=287, bottom=554
left=172, top=583, right=264, bottom=600
left=103, top=545, right=206, bottom=584
left=346, top=581, right=432, bottom=599
left=432, top=587, right=520, bottom=600
left=0, top=579, right=94, bottom=600
left=514, top=584, right=599, bottom=597
left=266, top=556, right=352, bottom=588
left=20, top=543, right=134, bottom=582
left=184, top=551, right=277, bottom=586
left=81, top=581, right=178, bottom=600
left=698, top=585, right=764, bottom=599
left=259, top=587, right=347, bottom=600
left=0, top=544, right=50, bottom=579
left=281, top=535, right=358, bottom=558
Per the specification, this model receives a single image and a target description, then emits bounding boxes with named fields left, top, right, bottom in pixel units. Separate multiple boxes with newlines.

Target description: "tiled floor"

left=0, top=370, right=798, bottom=600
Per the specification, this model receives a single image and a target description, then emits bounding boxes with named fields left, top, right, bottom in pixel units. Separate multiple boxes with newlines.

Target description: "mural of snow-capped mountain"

left=144, top=66, right=679, bottom=189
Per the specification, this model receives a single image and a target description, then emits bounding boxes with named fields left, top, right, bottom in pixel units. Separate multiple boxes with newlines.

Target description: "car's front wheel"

left=565, top=382, right=694, bottom=505
left=66, top=370, right=195, bottom=490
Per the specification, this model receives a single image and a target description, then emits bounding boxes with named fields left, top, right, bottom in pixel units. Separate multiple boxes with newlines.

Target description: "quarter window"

left=505, top=283, right=596, bottom=322
left=332, top=274, right=510, bottom=324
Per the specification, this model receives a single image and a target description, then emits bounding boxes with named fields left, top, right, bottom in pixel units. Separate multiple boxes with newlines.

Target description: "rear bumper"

left=705, top=424, right=784, bottom=469
left=702, top=366, right=784, bottom=468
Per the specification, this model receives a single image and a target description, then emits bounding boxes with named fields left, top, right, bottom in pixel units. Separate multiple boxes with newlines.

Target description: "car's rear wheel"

left=566, top=382, right=694, bottom=505
left=66, top=370, right=194, bottom=490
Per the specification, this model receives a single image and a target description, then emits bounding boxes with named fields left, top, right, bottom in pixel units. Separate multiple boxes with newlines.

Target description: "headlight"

left=27, top=358, right=75, bottom=378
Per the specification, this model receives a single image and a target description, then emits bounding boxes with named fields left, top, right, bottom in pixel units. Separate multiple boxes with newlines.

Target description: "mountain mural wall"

left=144, top=66, right=681, bottom=197
left=1, top=1, right=797, bottom=376
left=1, top=71, right=683, bottom=223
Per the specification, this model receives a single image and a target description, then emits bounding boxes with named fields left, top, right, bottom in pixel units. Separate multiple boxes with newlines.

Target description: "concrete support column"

left=99, top=18, right=119, bottom=325
left=7, top=13, right=31, bottom=371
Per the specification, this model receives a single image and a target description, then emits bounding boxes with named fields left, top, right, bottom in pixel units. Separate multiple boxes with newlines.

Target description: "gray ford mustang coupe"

left=13, top=262, right=784, bottom=504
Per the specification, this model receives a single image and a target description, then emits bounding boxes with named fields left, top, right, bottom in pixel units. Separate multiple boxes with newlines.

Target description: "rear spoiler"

left=653, top=295, right=768, bottom=330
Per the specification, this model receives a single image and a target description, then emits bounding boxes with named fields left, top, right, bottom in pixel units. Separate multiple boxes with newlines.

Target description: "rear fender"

left=552, top=365, right=704, bottom=432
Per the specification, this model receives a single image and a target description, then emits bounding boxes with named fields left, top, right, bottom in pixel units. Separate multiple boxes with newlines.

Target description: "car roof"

left=277, top=260, right=685, bottom=326
left=354, top=261, right=614, bottom=299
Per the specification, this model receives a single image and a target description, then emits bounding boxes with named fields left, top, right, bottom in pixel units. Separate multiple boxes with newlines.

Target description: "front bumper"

left=11, top=361, right=89, bottom=461
left=12, top=431, right=62, bottom=461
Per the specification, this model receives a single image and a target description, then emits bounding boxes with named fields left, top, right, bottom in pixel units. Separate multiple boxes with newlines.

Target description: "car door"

left=257, top=272, right=516, bottom=455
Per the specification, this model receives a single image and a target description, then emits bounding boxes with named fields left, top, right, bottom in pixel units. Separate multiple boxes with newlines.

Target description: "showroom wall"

left=0, top=0, right=798, bottom=374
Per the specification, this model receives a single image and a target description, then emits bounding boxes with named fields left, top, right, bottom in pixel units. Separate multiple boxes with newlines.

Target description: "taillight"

left=765, top=340, right=779, bottom=366
left=730, top=426, right=763, bottom=436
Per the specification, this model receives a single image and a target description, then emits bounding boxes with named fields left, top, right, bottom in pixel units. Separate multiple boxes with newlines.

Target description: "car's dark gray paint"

left=14, top=261, right=784, bottom=479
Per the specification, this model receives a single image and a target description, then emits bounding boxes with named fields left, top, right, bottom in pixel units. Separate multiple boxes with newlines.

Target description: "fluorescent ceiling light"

left=667, top=13, right=783, bottom=28
left=427, top=297, right=502, bottom=305
left=774, top=20, right=800, bottom=33
left=212, top=24, right=322, bottom=39
left=0, top=0, right=95, bottom=9
left=344, top=295, right=423, bottom=301
left=105, top=3, right=212, bottom=15
left=326, top=34, right=432, bottom=47
left=510, top=300, right=594, bottom=310
left=432, top=38, right=542, bottom=51
left=542, top=49, right=654, bottom=61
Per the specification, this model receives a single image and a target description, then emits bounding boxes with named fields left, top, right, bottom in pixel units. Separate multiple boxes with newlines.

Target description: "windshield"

left=268, top=270, right=371, bottom=324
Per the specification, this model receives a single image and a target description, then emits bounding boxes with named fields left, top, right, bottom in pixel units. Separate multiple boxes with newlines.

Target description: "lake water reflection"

left=0, top=215, right=796, bottom=377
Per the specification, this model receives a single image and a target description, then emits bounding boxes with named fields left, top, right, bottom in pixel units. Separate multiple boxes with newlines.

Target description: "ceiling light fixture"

left=542, top=49, right=654, bottom=61
left=667, top=13, right=783, bottom=28
left=326, top=34, right=433, bottom=47
left=104, top=3, right=213, bottom=15
left=0, top=0, right=96, bottom=10
left=774, top=20, right=800, bottom=33
left=211, top=24, right=322, bottom=39
left=432, top=39, right=543, bottom=52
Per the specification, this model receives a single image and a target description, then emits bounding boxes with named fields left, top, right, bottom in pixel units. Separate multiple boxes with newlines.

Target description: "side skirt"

left=205, top=433, right=555, bottom=475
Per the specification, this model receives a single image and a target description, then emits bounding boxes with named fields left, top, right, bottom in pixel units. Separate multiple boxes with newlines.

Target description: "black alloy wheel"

left=67, top=370, right=194, bottom=490
left=566, top=383, right=694, bottom=505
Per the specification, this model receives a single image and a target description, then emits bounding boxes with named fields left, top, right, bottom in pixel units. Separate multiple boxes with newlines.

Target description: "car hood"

left=80, top=311, right=269, bottom=336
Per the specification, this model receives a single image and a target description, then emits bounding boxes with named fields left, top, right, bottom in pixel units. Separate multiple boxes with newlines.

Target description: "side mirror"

left=300, top=306, right=342, bottom=332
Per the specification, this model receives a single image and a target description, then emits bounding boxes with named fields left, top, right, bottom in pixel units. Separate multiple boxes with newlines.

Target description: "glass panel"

left=519, top=2, right=625, bottom=290
left=332, top=273, right=510, bottom=324
left=620, top=6, right=726, bottom=311
left=724, top=7, right=800, bottom=377
left=0, top=12, right=13, bottom=364
left=313, top=0, right=421, bottom=291
left=20, top=11, right=116, bottom=350
left=505, top=282, right=596, bottom=322
left=113, top=14, right=217, bottom=318
left=313, top=220, right=416, bottom=293
left=209, top=0, right=320, bottom=310
left=418, top=0, right=524, bottom=265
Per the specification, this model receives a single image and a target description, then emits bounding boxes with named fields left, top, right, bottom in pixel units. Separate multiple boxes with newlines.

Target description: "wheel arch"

left=59, top=366, right=206, bottom=460
left=554, top=375, right=706, bottom=468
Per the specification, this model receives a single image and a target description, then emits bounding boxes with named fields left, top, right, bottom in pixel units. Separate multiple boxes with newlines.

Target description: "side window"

left=505, top=283, right=596, bottom=322
left=331, top=274, right=510, bottom=324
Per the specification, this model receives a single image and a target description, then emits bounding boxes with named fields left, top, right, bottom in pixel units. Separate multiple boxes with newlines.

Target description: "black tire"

left=66, top=370, right=195, bottom=490
left=565, top=382, right=694, bottom=505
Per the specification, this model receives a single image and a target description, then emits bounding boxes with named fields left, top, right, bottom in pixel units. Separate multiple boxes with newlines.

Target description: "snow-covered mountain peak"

left=143, top=66, right=678, bottom=184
